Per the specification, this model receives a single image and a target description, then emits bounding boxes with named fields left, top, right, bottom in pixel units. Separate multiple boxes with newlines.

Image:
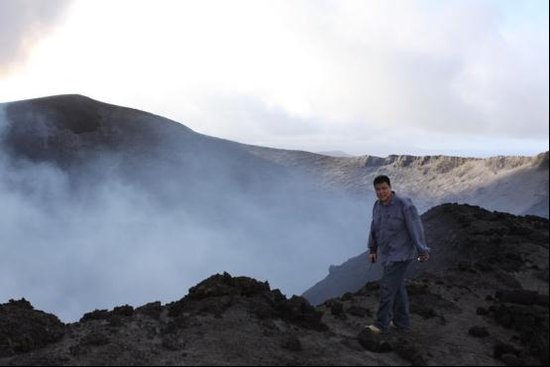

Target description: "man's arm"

left=368, top=202, right=378, bottom=254
left=403, top=202, right=430, bottom=256
left=368, top=202, right=378, bottom=263
left=367, top=222, right=378, bottom=263
left=368, top=222, right=377, bottom=253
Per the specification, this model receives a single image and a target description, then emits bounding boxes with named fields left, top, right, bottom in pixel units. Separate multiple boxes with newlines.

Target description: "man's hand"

left=418, top=252, right=430, bottom=263
left=368, top=252, right=378, bottom=264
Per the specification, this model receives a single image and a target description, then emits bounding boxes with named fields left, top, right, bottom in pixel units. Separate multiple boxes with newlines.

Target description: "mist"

left=0, top=100, right=370, bottom=322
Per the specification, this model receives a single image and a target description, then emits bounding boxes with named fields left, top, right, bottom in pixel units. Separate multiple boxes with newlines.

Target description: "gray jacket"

left=368, top=192, right=430, bottom=266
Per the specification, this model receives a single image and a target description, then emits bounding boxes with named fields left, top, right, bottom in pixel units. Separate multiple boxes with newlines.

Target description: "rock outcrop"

left=1, top=266, right=548, bottom=365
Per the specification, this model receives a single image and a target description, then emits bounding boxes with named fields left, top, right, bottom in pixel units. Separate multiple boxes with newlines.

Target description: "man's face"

left=374, top=182, right=392, bottom=203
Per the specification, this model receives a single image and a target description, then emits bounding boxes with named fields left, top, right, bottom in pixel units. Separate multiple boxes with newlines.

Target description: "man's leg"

left=393, top=281, right=410, bottom=329
left=374, top=260, right=411, bottom=330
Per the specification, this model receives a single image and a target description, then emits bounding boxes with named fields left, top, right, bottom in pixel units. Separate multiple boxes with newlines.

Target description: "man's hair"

left=373, top=175, right=391, bottom=187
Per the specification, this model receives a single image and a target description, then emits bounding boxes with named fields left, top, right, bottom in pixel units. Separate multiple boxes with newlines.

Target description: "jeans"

left=374, top=259, right=412, bottom=330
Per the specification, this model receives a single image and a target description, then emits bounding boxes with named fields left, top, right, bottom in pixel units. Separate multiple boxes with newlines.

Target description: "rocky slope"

left=304, top=203, right=549, bottom=306
left=1, top=204, right=548, bottom=366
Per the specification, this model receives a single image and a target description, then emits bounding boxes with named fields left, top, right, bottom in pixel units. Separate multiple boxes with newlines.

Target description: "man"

left=366, top=175, right=430, bottom=334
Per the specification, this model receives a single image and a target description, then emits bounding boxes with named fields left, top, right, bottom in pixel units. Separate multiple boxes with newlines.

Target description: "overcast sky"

left=0, top=0, right=548, bottom=157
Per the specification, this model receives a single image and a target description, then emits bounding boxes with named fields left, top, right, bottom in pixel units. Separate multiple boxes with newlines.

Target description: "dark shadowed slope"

left=1, top=205, right=548, bottom=366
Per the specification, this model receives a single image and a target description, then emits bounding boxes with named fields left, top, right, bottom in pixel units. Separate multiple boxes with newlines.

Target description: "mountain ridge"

left=2, top=94, right=546, bottom=164
left=5, top=94, right=546, bottom=219
left=244, top=145, right=549, bottom=217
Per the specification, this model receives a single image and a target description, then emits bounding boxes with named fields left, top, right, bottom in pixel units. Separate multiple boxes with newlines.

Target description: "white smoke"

left=0, top=103, right=369, bottom=321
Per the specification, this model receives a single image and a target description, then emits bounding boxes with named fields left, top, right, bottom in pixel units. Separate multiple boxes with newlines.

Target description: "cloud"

left=0, top=0, right=547, bottom=156
left=279, top=0, right=549, bottom=139
left=135, top=1, right=547, bottom=154
left=0, top=0, right=71, bottom=73
left=163, top=91, right=548, bottom=157
left=280, top=0, right=549, bottom=153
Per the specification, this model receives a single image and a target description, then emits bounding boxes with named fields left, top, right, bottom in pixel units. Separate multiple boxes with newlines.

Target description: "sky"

left=0, top=0, right=548, bottom=157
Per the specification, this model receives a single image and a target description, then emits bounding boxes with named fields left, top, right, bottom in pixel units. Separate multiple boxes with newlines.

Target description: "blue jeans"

left=374, top=259, right=412, bottom=330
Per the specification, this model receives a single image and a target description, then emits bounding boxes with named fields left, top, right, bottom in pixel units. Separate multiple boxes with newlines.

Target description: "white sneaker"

left=365, top=324, right=383, bottom=334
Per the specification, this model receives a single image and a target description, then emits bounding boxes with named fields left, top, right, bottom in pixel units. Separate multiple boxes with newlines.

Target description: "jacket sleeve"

left=368, top=203, right=378, bottom=253
left=403, top=201, right=430, bottom=254
left=368, top=219, right=377, bottom=253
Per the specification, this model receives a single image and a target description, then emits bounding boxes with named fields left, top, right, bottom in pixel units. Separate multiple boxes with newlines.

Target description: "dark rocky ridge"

left=1, top=204, right=548, bottom=366
left=0, top=299, right=65, bottom=358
